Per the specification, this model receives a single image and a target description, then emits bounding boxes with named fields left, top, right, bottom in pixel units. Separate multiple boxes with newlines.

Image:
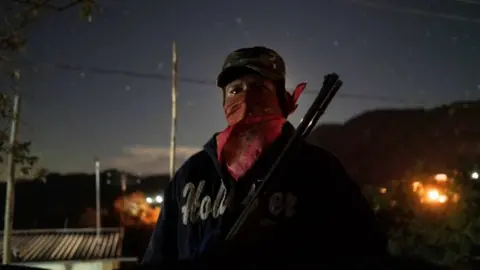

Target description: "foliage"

left=1, top=0, right=96, bottom=58
left=364, top=168, right=480, bottom=267
left=113, top=191, right=160, bottom=229
left=0, top=0, right=96, bottom=177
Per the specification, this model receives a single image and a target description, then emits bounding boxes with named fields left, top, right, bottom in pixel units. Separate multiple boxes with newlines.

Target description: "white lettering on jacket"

left=181, top=180, right=229, bottom=225
left=180, top=180, right=298, bottom=226
left=268, top=192, right=297, bottom=217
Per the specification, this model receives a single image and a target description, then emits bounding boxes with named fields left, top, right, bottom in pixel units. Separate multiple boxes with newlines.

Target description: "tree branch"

left=12, top=0, right=88, bottom=12
left=9, top=0, right=92, bottom=32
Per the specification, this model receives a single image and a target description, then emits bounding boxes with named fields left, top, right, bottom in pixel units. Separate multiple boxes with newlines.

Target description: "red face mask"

left=217, top=81, right=306, bottom=180
left=223, top=84, right=282, bottom=126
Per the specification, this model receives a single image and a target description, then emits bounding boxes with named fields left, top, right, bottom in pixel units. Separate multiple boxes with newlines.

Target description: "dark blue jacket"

left=142, top=123, right=387, bottom=267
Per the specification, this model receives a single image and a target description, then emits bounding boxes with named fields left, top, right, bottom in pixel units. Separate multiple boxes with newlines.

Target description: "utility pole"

left=94, top=157, right=101, bottom=240
left=2, top=95, right=21, bottom=264
left=121, top=172, right=127, bottom=193
left=120, top=172, right=127, bottom=227
left=169, top=41, right=178, bottom=180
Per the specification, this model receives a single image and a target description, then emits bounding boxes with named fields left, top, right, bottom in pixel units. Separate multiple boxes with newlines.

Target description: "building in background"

left=0, top=228, right=137, bottom=270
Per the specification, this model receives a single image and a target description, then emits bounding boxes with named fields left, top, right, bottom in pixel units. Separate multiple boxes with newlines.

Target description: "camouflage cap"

left=216, top=46, right=286, bottom=88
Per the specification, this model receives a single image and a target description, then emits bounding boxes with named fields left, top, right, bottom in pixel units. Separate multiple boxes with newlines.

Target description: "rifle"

left=225, top=73, right=343, bottom=240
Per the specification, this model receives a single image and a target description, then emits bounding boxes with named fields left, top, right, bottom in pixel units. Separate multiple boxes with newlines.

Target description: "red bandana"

left=217, top=83, right=306, bottom=180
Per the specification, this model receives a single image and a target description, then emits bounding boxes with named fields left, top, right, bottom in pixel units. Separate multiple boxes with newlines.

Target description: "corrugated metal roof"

left=0, top=228, right=125, bottom=263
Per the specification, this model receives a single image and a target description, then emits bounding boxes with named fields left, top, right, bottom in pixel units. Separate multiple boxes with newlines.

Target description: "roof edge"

left=1, top=227, right=123, bottom=235
left=11, top=257, right=139, bottom=265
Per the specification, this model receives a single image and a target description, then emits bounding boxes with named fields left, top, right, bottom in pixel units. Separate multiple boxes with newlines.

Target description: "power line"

left=4, top=1, right=474, bottom=107
left=453, top=0, right=480, bottom=6
left=350, top=0, right=480, bottom=25
left=15, top=59, right=424, bottom=105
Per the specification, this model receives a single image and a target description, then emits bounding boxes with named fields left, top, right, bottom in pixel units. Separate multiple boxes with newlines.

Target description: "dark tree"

left=0, top=0, right=96, bottom=176
left=364, top=165, right=480, bottom=268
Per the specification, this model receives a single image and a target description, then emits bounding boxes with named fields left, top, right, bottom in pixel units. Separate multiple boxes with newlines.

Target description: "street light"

left=145, top=195, right=163, bottom=204
left=471, top=172, right=479, bottom=180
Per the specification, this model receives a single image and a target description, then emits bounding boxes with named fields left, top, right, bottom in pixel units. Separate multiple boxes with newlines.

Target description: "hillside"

left=308, top=101, right=480, bottom=185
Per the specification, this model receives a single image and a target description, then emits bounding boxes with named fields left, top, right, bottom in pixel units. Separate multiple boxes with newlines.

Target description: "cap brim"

left=216, top=65, right=272, bottom=88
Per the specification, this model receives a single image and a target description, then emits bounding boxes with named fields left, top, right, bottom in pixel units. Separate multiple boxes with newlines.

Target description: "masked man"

left=142, top=46, right=387, bottom=268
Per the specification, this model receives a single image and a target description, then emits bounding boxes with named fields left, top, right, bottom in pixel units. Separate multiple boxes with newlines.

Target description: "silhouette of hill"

left=308, top=100, right=480, bottom=185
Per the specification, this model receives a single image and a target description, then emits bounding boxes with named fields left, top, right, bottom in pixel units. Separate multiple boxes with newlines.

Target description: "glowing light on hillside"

left=427, top=189, right=440, bottom=201
left=412, top=181, right=422, bottom=192
left=434, top=174, right=448, bottom=182
left=438, top=195, right=448, bottom=203
left=425, top=188, right=448, bottom=204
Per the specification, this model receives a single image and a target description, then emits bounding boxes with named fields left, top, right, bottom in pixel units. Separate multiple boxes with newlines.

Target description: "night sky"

left=11, top=0, right=480, bottom=175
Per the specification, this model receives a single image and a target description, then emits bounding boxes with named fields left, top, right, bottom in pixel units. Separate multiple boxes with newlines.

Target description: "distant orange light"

left=379, top=187, right=387, bottom=194
left=424, top=188, right=448, bottom=204
left=412, top=181, right=422, bottom=192
left=427, top=189, right=440, bottom=200
left=434, top=174, right=448, bottom=182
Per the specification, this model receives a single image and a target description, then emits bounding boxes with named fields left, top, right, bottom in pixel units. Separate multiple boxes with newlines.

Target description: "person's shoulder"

left=171, top=148, right=221, bottom=188
left=298, top=141, right=345, bottom=168
left=298, top=142, right=368, bottom=201
left=175, top=149, right=211, bottom=175
left=166, top=150, right=210, bottom=194
left=183, top=149, right=210, bottom=164
left=296, top=141, right=355, bottom=188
